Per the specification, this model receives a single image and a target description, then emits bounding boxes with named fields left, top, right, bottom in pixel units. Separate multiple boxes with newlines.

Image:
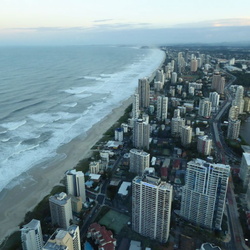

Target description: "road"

left=210, top=70, right=248, bottom=250
left=80, top=149, right=128, bottom=241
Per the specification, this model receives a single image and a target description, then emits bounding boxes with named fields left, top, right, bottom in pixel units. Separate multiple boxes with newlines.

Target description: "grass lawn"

left=98, top=210, right=130, bottom=234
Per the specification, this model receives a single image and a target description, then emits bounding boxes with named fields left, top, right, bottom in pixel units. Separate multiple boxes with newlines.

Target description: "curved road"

left=210, top=70, right=248, bottom=250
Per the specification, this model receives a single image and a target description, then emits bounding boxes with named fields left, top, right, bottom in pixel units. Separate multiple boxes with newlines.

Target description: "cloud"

left=173, top=18, right=250, bottom=28
left=0, top=23, right=250, bottom=46
left=91, top=22, right=152, bottom=31
left=93, top=19, right=113, bottom=23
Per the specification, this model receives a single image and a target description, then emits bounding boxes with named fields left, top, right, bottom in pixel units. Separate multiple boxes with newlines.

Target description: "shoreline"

left=0, top=96, right=133, bottom=244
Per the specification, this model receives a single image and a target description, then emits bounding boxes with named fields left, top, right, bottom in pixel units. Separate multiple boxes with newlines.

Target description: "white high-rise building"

left=66, top=169, right=86, bottom=203
left=181, top=126, right=192, bottom=146
left=217, top=77, right=225, bottom=94
left=49, top=192, right=73, bottom=229
left=171, top=117, right=185, bottom=136
left=21, top=219, right=43, bottom=250
left=132, top=175, right=173, bottom=243
left=227, top=119, right=241, bottom=139
left=89, top=161, right=100, bottom=174
left=234, top=85, right=244, bottom=114
left=228, top=105, right=239, bottom=120
left=209, top=92, right=220, bottom=111
left=211, top=72, right=225, bottom=94
left=115, top=128, right=123, bottom=142
left=154, top=81, right=164, bottom=92
left=138, top=78, right=150, bottom=110
left=197, top=135, right=212, bottom=155
left=173, top=108, right=180, bottom=118
left=239, top=153, right=250, bottom=187
left=244, top=97, right=250, bottom=112
left=133, top=118, right=150, bottom=150
left=198, top=98, right=212, bottom=118
left=132, top=93, right=140, bottom=119
left=180, top=159, right=230, bottom=230
left=129, top=149, right=150, bottom=175
left=171, top=72, right=177, bottom=84
left=156, top=96, right=168, bottom=121
left=155, top=69, right=165, bottom=84
left=191, top=58, right=198, bottom=72
left=211, top=72, right=221, bottom=90
left=43, top=225, right=81, bottom=250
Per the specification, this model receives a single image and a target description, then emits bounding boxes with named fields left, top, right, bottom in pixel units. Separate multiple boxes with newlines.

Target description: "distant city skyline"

left=0, top=0, right=250, bottom=45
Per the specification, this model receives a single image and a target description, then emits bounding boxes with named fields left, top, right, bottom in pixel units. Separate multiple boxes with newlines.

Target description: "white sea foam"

left=1, top=138, right=10, bottom=142
left=1, top=120, right=27, bottom=131
left=62, top=102, right=78, bottom=108
left=83, top=76, right=105, bottom=81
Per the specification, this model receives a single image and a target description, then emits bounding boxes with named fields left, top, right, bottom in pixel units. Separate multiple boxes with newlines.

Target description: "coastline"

left=0, top=95, right=133, bottom=244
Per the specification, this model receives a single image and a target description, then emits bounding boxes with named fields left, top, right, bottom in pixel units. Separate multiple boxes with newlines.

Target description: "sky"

left=1, top=0, right=250, bottom=45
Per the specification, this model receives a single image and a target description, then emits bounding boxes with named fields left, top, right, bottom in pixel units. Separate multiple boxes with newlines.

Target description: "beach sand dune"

left=0, top=96, right=132, bottom=244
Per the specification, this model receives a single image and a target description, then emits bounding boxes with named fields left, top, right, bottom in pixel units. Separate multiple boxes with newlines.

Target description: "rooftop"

left=65, top=169, right=84, bottom=177
left=22, top=219, right=40, bottom=230
left=200, top=242, right=221, bottom=250
left=118, top=182, right=131, bottom=196
left=243, top=152, right=250, bottom=166
left=49, top=192, right=70, bottom=206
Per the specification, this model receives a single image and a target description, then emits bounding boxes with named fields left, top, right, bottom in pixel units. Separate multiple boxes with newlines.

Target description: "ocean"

left=0, top=45, right=165, bottom=192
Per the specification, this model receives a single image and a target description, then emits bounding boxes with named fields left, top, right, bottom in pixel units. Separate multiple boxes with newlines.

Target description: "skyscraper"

left=234, top=85, right=244, bottom=114
left=197, top=135, right=212, bottom=155
left=156, top=96, right=168, bottom=121
left=129, top=149, right=150, bottom=175
left=227, top=119, right=241, bottom=139
left=133, top=118, right=150, bottom=150
left=171, top=116, right=185, bottom=136
left=209, top=92, right=220, bottom=111
left=239, top=153, right=250, bottom=188
left=132, top=175, right=172, bottom=243
left=138, top=78, right=150, bottom=110
left=190, top=58, right=198, bottom=72
left=132, top=93, right=140, bottom=119
left=65, top=169, right=86, bottom=203
left=49, top=192, right=73, bottom=229
left=171, top=72, right=177, bottom=84
left=198, top=98, right=212, bottom=118
left=155, top=69, right=165, bottom=84
left=211, top=72, right=221, bottom=90
left=211, top=72, right=225, bottom=94
left=228, top=105, right=239, bottom=120
left=181, top=125, right=192, bottom=146
left=180, top=159, right=230, bottom=230
left=21, top=219, right=43, bottom=250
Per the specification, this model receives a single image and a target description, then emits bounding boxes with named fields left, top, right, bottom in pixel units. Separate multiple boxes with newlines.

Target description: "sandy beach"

left=0, top=96, right=133, bottom=244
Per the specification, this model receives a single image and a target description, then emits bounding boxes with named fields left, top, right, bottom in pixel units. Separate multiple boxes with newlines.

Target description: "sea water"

left=0, top=45, right=165, bottom=192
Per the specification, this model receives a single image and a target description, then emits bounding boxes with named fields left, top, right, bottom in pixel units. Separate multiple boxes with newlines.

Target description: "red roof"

left=161, top=167, right=168, bottom=177
left=88, top=223, right=116, bottom=250
left=173, top=159, right=181, bottom=169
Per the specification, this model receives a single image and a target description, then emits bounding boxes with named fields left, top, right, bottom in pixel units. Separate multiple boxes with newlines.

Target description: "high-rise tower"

left=132, top=175, right=172, bottom=243
left=132, top=93, right=140, bottom=119
left=49, top=192, right=73, bottom=229
left=129, top=149, right=150, bottom=175
left=133, top=118, right=150, bottom=150
left=21, top=219, right=43, bottom=250
left=66, top=169, right=86, bottom=203
left=156, top=96, right=168, bottom=122
left=138, top=78, right=150, bottom=110
left=180, top=159, right=230, bottom=230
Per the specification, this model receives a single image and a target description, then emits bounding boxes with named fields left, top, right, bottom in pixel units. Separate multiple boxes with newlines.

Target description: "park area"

left=98, top=209, right=130, bottom=234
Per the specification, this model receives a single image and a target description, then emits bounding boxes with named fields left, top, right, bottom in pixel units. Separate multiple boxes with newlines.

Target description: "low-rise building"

left=87, top=223, right=116, bottom=250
